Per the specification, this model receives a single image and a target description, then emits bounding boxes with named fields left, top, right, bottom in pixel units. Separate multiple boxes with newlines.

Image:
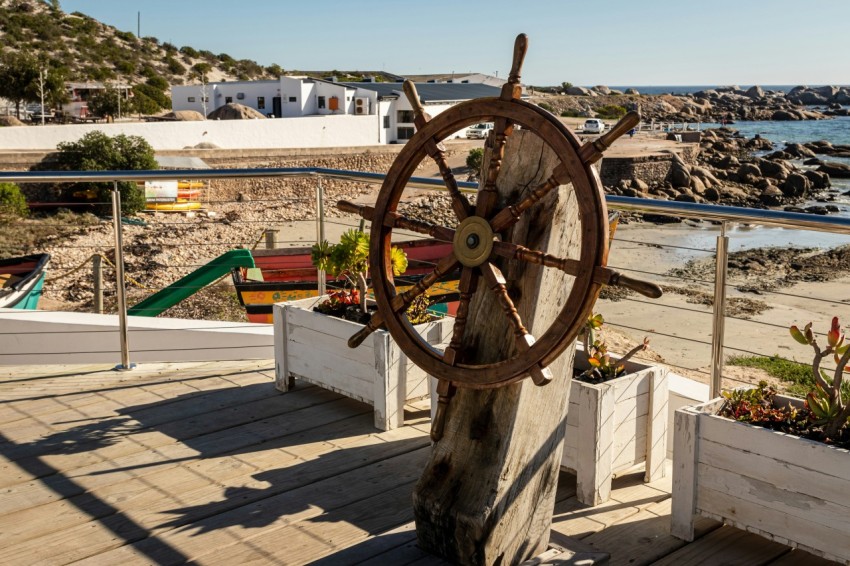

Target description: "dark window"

left=257, top=96, right=265, bottom=109
left=188, top=97, right=196, bottom=102
left=318, top=96, right=326, bottom=109
left=289, top=96, right=297, bottom=103
left=236, top=92, right=245, bottom=100
left=397, top=110, right=414, bottom=123
left=225, top=96, right=233, bottom=103
left=383, top=115, right=390, bottom=128
left=397, top=127, right=415, bottom=140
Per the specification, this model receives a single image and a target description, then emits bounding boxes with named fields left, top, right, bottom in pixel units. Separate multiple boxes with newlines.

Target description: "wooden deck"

left=0, top=361, right=838, bottom=565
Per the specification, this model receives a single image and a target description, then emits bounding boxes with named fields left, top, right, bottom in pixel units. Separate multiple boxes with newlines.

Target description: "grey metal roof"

left=339, top=82, right=501, bottom=102
left=155, top=156, right=211, bottom=170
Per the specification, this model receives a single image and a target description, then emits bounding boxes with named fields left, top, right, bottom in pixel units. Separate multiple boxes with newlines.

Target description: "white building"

left=171, top=77, right=502, bottom=144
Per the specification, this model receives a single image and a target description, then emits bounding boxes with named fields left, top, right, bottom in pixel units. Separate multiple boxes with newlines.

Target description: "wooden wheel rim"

left=370, top=97, right=608, bottom=388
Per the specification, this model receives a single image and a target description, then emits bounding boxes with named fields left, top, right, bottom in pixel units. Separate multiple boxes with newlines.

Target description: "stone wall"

left=599, top=144, right=700, bottom=187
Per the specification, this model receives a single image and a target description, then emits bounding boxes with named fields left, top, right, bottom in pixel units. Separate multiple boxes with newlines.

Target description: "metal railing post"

left=710, top=222, right=729, bottom=397
left=316, top=176, right=326, bottom=297
left=92, top=254, right=103, bottom=314
left=111, top=182, right=133, bottom=370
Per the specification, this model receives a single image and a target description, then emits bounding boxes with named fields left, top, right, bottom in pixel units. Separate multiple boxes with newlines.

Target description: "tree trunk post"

left=413, top=129, right=581, bottom=564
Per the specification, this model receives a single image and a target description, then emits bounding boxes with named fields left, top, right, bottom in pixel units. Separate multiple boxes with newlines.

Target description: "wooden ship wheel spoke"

left=335, top=34, right=661, bottom=442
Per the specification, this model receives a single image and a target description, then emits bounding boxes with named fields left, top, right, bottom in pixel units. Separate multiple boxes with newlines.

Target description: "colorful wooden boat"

left=232, top=239, right=460, bottom=323
left=0, top=253, right=50, bottom=309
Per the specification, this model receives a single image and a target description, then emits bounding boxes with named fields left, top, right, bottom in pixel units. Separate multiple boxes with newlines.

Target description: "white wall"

left=0, top=310, right=273, bottom=364
left=0, top=115, right=383, bottom=150
left=173, top=81, right=279, bottom=116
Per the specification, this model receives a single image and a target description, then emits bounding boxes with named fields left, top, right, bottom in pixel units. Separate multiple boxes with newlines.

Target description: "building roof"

left=340, top=82, right=501, bottom=102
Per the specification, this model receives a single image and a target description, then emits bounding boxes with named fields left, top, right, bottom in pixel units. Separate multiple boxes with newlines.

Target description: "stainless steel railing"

left=2, top=167, right=849, bottom=394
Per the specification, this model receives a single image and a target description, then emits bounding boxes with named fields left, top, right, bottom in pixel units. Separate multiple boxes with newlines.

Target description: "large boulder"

left=163, top=110, right=205, bottom=121
left=566, top=86, right=595, bottom=96
left=783, top=143, right=816, bottom=158
left=624, top=88, right=640, bottom=95
left=780, top=173, right=811, bottom=197
left=772, top=109, right=803, bottom=120
left=757, top=158, right=789, bottom=180
left=803, top=170, right=830, bottom=189
left=745, top=85, right=765, bottom=99
left=0, top=115, right=25, bottom=127
left=818, top=161, right=850, bottom=178
left=207, top=103, right=268, bottom=120
left=759, top=185, right=784, bottom=206
left=592, top=85, right=611, bottom=95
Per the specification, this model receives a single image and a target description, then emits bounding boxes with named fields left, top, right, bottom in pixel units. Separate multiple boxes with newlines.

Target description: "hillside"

left=0, top=0, right=281, bottom=88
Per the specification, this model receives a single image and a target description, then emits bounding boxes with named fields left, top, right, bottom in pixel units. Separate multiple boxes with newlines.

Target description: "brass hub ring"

left=453, top=216, right=494, bottom=267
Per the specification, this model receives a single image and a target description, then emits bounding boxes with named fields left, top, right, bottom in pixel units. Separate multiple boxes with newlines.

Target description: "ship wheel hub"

left=453, top=216, right=494, bottom=267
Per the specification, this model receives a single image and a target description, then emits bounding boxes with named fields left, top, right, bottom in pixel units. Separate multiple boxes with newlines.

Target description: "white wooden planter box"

left=672, top=395, right=850, bottom=564
left=561, top=353, right=668, bottom=506
left=273, top=297, right=452, bottom=431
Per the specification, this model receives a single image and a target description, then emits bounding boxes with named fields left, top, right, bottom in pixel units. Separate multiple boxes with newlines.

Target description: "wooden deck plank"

left=0, top=395, right=368, bottom=517
left=0, top=374, right=284, bottom=459
left=80, top=445, right=432, bottom=565
left=650, top=525, right=791, bottom=566
left=0, top=362, right=811, bottom=565
left=767, top=549, right=840, bottom=565
left=202, top=482, right=419, bottom=564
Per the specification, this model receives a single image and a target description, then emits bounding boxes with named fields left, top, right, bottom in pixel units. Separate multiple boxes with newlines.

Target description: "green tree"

left=561, top=81, right=573, bottom=91
left=165, top=57, right=185, bottom=76
left=55, top=132, right=157, bottom=215
left=0, top=51, right=40, bottom=118
left=132, top=83, right=170, bottom=113
left=0, top=182, right=28, bottom=222
left=190, top=62, right=212, bottom=80
left=266, top=63, right=284, bottom=77
left=87, top=86, right=122, bottom=119
left=466, top=148, right=483, bottom=173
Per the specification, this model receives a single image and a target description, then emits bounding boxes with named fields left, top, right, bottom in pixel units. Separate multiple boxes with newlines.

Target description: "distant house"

left=65, top=81, right=131, bottom=118
left=171, top=76, right=503, bottom=143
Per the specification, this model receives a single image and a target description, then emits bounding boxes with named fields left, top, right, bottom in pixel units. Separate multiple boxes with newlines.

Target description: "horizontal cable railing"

left=1, top=166, right=848, bottom=396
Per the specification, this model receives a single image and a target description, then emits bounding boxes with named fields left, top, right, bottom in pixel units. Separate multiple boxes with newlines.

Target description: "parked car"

left=466, top=123, right=494, bottom=139
left=583, top=119, right=606, bottom=134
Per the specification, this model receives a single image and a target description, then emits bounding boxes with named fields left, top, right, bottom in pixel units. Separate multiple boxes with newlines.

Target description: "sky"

left=59, top=0, right=849, bottom=87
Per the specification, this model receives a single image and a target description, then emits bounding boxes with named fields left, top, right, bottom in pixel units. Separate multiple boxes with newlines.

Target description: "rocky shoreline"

left=607, top=127, right=850, bottom=215
left=530, top=84, right=850, bottom=123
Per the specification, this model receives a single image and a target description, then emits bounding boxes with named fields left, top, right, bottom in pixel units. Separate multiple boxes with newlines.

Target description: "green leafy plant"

left=595, top=104, right=627, bottom=120
left=54, top=131, right=157, bottom=215
left=466, top=148, right=483, bottom=174
left=720, top=317, right=850, bottom=445
left=311, top=229, right=407, bottom=315
left=578, top=313, right=649, bottom=381
left=0, top=182, right=29, bottom=222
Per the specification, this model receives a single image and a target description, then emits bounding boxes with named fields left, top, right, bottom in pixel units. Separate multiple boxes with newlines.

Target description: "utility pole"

left=38, top=68, right=46, bottom=125
left=137, top=12, right=140, bottom=38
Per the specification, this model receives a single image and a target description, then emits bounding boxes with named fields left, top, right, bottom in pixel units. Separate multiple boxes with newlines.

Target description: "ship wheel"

left=337, top=34, right=661, bottom=438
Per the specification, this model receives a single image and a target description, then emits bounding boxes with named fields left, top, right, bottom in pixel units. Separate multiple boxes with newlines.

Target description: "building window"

left=225, top=96, right=233, bottom=103
left=237, top=92, right=245, bottom=100
left=397, top=110, right=414, bottom=123
left=188, top=96, right=196, bottom=102
left=318, top=96, right=326, bottom=109
left=383, top=116, right=390, bottom=128
left=288, top=96, right=297, bottom=103
left=397, top=127, right=415, bottom=140
left=257, top=96, right=265, bottom=109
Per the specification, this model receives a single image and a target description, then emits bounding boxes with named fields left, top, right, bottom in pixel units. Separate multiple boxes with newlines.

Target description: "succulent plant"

left=579, top=313, right=649, bottom=381
left=790, top=316, right=850, bottom=439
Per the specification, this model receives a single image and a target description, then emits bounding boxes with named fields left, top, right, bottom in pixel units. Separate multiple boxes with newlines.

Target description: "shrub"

left=466, top=148, right=483, bottom=173
left=179, top=46, right=199, bottom=58
left=54, top=132, right=157, bottom=215
left=560, top=109, right=582, bottom=118
left=538, top=102, right=554, bottom=113
left=165, top=57, right=185, bottom=76
left=0, top=182, right=28, bottom=221
left=595, top=104, right=627, bottom=120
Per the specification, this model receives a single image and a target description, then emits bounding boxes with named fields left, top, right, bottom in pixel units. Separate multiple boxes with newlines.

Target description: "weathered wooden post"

left=412, top=128, right=579, bottom=565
